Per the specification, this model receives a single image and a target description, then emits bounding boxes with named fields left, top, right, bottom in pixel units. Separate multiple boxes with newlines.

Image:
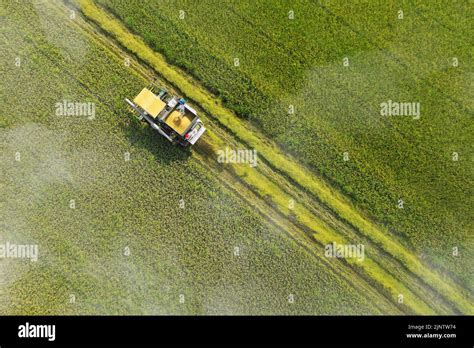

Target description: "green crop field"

left=0, top=0, right=472, bottom=316
left=1, top=0, right=394, bottom=315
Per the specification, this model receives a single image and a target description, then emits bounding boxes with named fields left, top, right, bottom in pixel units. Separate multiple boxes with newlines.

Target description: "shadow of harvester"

left=118, top=112, right=193, bottom=165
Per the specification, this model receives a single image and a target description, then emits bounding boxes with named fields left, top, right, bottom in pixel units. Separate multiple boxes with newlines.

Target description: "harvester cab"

left=125, top=87, right=206, bottom=147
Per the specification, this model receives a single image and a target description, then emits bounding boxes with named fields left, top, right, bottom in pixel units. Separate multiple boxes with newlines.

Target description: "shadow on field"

left=119, top=117, right=192, bottom=164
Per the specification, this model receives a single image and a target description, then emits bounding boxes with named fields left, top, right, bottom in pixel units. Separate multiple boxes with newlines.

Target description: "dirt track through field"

left=36, top=0, right=473, bottom=314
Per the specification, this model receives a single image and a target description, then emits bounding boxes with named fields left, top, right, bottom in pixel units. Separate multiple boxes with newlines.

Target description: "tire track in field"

left=57, top=0, right=472, bottom=312
left=412, top=8, right=472, bottom=43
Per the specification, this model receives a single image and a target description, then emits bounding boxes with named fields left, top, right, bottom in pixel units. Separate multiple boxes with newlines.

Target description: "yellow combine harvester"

left=125, top=87, right=206, bottom=147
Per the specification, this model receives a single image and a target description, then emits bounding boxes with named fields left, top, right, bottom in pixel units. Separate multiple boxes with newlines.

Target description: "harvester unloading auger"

left=125, top=87, right=206, bottom=146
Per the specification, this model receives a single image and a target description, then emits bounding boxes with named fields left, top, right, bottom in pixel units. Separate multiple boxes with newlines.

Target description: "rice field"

left=94, top=0, right=473, bottom=298
left=1, top=0, right=472, bottom=315
left=1, top=0, right=395, bottom=315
